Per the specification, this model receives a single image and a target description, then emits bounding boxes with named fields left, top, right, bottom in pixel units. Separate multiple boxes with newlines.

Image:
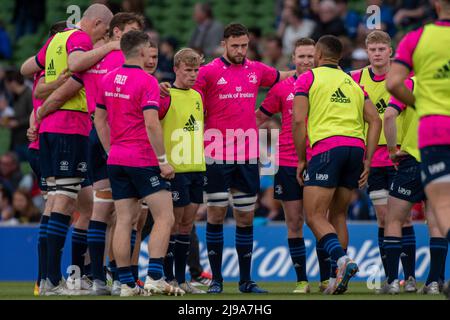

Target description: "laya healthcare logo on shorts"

left=315, top=173, right=329, bottom=181
left=150, top=176, right=160, bottom=187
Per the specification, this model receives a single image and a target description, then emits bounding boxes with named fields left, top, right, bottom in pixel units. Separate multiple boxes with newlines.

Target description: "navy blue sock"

left=72, top=228, right=88, bottom=276
left=130, top=229, right=137, bottom=258
left=87, top=220, right=107, bottom=282
left=401, top=226, right=416, bottom=279
left=47, top=212, right=70, bottom=286
left=318, top=233, right=346, bottom=263
left=131, top=265, right=139, bottom=282
left=440, top=239, right=448, bottom=282
left=288, top=238, right=307, bottom=282
left=427, top=237, right=448, bottom=285
left=38, top=215, right=49, bottom=283
left=175, top=234, right=190, bottom=284
left=109, top=260, right=118, bottom=281
left=117, top=266, right=135, bottom=287
left=384, top=236, right=402, bottom=283
left=147, top=257, right=164, bottom=280
left=84, top=264, right=92, bottom=279
left=316, top=241, right=331, bottom=281
left=330, top=259, right=338, bottom=278
left=164, top=235, right=176, bottom=281
left=236, top=226, right=253, bottom=283
left=206, top=223, right=224, bottom=282
left=378, top=227, right=387, bottom=278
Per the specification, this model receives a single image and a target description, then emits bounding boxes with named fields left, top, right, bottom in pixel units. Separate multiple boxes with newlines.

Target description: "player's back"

left=307, top=65, right=366, bottom=146
left=99, top=64, right=160, bottom=167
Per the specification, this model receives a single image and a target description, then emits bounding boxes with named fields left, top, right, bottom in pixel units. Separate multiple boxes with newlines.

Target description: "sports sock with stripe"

left=47, top=212, right=71, bottom=286
left=288, top=238, right=307, bottom=282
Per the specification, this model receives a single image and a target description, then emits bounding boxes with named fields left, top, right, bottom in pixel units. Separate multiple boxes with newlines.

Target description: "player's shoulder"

left=348, top=67, right=367, bottom=83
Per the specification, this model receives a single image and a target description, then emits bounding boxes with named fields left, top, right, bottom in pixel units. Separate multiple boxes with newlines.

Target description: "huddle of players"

left=21, top=0, right=450, bottom=297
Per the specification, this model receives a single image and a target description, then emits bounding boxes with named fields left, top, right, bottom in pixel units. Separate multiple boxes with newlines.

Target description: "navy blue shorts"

left=88, top=127, right=108, bottom=184
left=205, top=161, right=259, bottom=196
left=304, top=146, right=364, bottom=189
left=274, top=166, right=303, bottom=201
left=170, top=172, right=205, bottom=207
left=28, top=148, right=47, bottom=192
left=368, top=165, right=397, bottom=192
left=389, top=155, right=425, bottom=203
left=39, top=133, right=88, bottom=179
left=108, top=165, right=169, bottom=200
left=420, top=145, right=450, bottom=187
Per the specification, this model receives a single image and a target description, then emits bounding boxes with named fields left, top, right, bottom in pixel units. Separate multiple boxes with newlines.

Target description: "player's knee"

left=55, top=177, right=83, bottom=200
left=93, top=188, right=113, bottom=204
left=231, top=192, right=257, bottom=213
left=370, top=189, right=389, bottom=206
left=206, top=192, right=230, bottom=208
left=178, top=222, right=194, bottom=235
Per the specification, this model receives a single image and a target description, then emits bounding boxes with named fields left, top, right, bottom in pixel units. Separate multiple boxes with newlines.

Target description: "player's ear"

left=221, top=40, right=225, bottom=48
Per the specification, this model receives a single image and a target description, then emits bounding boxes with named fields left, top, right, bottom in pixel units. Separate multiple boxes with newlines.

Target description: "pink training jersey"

left=294, top=69, right=366, bottom=156
left=83, top=50, right=125, bottom=115
left=394, top=20, right=450, bottom=149
left=194, top=57, right=279, bottom=161
left=29, top=70, right=45, bottom=150
left=36, top=28, right=93, bottom=136
left=259, top=75, right=312, bottom=166
left=97, top=64, right=160, bottom=167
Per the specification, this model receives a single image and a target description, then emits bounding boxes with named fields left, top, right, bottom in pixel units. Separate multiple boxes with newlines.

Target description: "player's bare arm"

left=361, top=99, right=382, bottom=187
left=34, top=69, right=70, bottom=100
left=37, top=77, right=83, bottom=121
left=292, top=95, right=309, bottom=186
left=94, top=107, right=110, bottom=154
left=143, top=109, right=175, bottom=180
left=386, top=63, right=415, bottom=106
left=20, top=56, right=41, bottom=78
left=68, top=40, right=120, bottom=73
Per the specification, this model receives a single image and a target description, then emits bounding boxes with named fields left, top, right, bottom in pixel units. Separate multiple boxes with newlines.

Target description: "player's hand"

left=159, top=82, right=172, bottom=98
left=389, top=148, right=408, bottom=167
left=159, top=163, right=175, bottom=180
left=108, top=40, right=121, bottom=51
left=27, top=125, right=38, bottom=142
left=56, top=68, right=70, bottom=85
left=358, top=160, right=371, bottom=189
left=296, top=160, right=307, bottom=186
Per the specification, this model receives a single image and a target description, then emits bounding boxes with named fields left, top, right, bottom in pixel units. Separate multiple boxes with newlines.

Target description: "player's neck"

left=173, top=80, right=191, bottom=90
left=370, top=64, right=389, bottom=76
left=319, top=59, right=338, bottom=67
left=124, top=58, right=144, bottom=69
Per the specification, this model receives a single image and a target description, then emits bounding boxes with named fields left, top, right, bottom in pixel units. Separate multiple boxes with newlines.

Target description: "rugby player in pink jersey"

left=25, top=20, right=69, bottom=297
left=81, top=12, right=145, bottom=296
left=293, top=35, right=381, bottom=294
left=386, top=0, right=450, bottom=299
left=350, top=31, right=417, bottom=290
left=95, top=30, right=184, bottom=297
left=20, top=4, right=114, bottom=295
left=255, top=38, right=317, bottom=294
left=187, top=23, right=295, bottom=294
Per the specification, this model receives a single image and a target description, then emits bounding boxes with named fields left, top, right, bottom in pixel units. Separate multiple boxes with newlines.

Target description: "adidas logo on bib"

left=47, top=59, right=57, bottom=76
left=183, top=115, right=199, bottom=132
left=330, top=88, right=350, bottom=103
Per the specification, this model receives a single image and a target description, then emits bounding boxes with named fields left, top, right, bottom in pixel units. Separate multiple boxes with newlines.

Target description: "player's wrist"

left=157, top=154, right=168, bottom=165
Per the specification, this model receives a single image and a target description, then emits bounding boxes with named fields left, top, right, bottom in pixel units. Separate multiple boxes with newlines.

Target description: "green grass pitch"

left=0, top=281, right=446, bottom=300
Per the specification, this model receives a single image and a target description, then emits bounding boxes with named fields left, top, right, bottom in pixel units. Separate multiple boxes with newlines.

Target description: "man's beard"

left=226, top=52, right=245, bottom=64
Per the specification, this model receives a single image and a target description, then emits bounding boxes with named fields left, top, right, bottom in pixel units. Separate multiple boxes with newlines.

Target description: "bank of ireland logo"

left=248, top=72, right=258, bottom=84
